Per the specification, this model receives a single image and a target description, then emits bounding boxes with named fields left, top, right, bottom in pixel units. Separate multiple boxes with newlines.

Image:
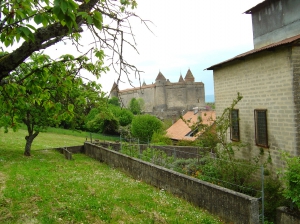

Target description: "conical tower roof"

left=110, top=82, right=119, bottom=92
left=184, top=69, right=195, bottom=82
left=178, top=74, right=185, bottom=82
left=142, top=80, right=147, bottom=86
left=155, top=71, right=166, bottom=81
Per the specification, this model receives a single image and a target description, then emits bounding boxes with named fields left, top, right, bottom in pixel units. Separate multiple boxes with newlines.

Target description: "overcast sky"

left=96, top=0, right=263, bottom=96
left=3, top=0, right=264, bottom=98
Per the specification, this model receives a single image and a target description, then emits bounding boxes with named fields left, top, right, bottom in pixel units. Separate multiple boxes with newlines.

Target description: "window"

left=230, top=109, right=240, bottom=141
left=254, top=109, right=268, bottom=148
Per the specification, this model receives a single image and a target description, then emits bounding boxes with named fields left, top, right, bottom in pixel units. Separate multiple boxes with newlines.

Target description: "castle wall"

left=112, top=71, right=205, bottom=119
left=165, top=83, right=187, bottom=110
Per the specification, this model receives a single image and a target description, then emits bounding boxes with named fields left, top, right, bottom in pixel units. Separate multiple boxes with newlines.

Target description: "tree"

left=129, top=97, right=144, bottom=115
left=0, top=52, right=104, bottom=156
left=0, top=0, right=146, bottom=86
left=108, top=96, right=120, bottom=107
left=110, top=105, right=133, bottom=126
left=131, top=114, right=162, bottom=143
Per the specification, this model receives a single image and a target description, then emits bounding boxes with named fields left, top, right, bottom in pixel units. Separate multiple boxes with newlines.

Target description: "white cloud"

left=98, top=0, right=263, bottom=96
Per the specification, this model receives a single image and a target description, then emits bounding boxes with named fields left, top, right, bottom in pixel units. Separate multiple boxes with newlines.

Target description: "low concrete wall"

left=54, top=145, right=84, bottom=154
left=84, top=142, right=259, bottom=224
left=277, top=207, right=300, bottom=224
left=92, top=141, right=211, bottom=159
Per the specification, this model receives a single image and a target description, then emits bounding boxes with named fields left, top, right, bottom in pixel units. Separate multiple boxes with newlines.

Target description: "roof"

left=166, top=110, right=216, bottom=141
left=206, top=34, right=300, bottom=71
left=244, top=0, right=271, bottom=14
left=184, top=69, right=195, bottom=82
left=155, top=71, right=166, bottom=81
left=178, top=75, right=184, bottom=82
left=110, top=82, right=118, bottom=92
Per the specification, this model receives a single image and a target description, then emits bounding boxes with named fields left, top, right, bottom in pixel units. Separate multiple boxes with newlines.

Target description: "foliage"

left=205, top=102, right=215, bottom=110
left=87, top=109, right=120, bottom=135
left=118, top=125, right=132, bottom=140
left=110, top=105, right=134, bottom=126
left=128, top=97, right=144, bottom=115
left=263, top=176, right=286, bottom=223
left=0, top=53, right=103, bottom=155
left=108, top=96, right=120, bottom=107
left=85, top=108, right=100, bottom=132
left=0, top=0, right=143, bottom=85
left=280, top=153, right=300, bottom=210
left=151, top=131, right=173, bottom=145
left=131, top=114, right=163, bottom=143
left=141, top=147, right=175, bottom=167
left=120, top=142, right=139, bottom=157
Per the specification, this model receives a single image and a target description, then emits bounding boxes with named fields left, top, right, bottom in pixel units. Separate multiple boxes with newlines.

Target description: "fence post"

left=90, top=132, right=92, bottom=143
left=138, top=138, right=141, bottom=159
left=261, top=165, right=264, bottom=223
left=173, top=148, right=176, bottom=160
left=120, top=135, right=122, bottom=151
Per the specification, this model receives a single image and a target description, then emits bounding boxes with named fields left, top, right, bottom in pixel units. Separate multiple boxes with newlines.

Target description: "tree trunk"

left=24, top=132, right=39, bottom=156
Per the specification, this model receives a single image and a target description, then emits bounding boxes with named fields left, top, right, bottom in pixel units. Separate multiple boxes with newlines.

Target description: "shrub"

left=131, top=114, right=163, bottom=143
left=128, top=98, right=144, bottom=115
left=112, top=106, right=134, bottom=126
left=151, top=131, right=172, bottom=145
left=85, top=108, right=100, bottom=131
left=280, top=153, right=300, bottom=210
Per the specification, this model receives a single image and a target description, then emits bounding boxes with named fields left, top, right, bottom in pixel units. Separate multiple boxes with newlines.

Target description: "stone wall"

left=92, top=141, right=211, bottom=159
left=117, top=79, right=205, bottom=119
left=83, top=142, right=260, bottom=224
left=213, top=46, right=297, bottom=170
left=276, top=207, right=300, bottom=224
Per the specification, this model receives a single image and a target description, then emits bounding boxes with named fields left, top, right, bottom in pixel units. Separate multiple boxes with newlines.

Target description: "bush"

left=128, top=98, right=145, bottom=115
left=110, top=106, right=133, bottom=126
left=280, top=153, right=300, bottom=210
left=151, top=131, right=172, bottom=145
left=85, top=108, right=100, bottom=131
left=131, top=114, right=163, bottom=143
left=87, top=110, right=119, bottom=134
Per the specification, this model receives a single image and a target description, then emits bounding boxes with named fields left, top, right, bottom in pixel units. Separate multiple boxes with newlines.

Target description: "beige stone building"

left=206, top=0, right=300, bottom=168
left=110, top=69, right=205, bottom=119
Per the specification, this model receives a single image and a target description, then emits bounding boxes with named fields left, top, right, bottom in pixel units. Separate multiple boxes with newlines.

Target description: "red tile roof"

left=206, top=34, right=300, bottom=71
left=166, top=110, right=216, bottom=141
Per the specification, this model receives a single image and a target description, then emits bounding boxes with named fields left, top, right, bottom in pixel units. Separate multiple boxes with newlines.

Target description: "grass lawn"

left=0, top=129, right=222, bottom=223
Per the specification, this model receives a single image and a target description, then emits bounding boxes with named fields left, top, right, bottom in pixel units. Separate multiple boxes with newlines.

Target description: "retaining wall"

left=276, top=207, right=300, bottom=224
left=92, top=141, right=211, bottom=159
left=83, top=142, right=259, bottom=224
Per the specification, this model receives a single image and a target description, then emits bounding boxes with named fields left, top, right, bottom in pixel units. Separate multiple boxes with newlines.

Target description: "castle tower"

left=154, top=71, right=167, bottom=112
left=155, top=71, right=167, bottom=86
left=178, top=74, right=185, bottom=82
left=110, top=82, right=119, bottom=98
left=184, top=69, right=195, bottom=83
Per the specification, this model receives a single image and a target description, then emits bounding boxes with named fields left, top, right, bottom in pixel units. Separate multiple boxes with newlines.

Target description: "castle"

left=110, top=69, right=205, bottom=119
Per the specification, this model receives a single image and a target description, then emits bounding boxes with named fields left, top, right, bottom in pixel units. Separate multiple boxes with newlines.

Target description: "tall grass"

left=0, top=129, right=222, bottom=223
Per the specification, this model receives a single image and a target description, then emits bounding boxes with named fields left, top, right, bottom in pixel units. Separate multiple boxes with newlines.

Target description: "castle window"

left=230, top=109, right=240, bottom=141
left=254, top=109, right=268, bottom=148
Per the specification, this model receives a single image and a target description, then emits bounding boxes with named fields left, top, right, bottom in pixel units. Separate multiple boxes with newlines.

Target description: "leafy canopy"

left=0, top=0, right=144, bottom=85
left=131, top=114, right=162, bottom=143
left=0, top=52, right=105, bottom=155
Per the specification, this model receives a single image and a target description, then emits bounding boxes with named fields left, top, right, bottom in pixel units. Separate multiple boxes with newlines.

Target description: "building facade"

left=207, top=0, right=300, bottom=169
left=110, top=69, right=205, bottom=119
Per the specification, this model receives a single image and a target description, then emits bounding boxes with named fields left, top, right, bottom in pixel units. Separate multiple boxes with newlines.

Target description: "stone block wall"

left=213, top=46, right=297, bottom=170
left=84, top=142, right=260, bottom=224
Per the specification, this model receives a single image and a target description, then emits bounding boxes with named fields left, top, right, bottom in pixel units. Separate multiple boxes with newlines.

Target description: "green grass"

left=0, top=129, right=223, bottom=223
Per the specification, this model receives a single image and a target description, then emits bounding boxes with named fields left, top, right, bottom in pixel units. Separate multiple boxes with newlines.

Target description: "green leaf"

left=34, top=14, right=43, bottom=24
left=26, top=24, right=36, bottom=31
left=68, top=104, right=74, bottom=112
left=60, top=0, right=68, bottom=14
